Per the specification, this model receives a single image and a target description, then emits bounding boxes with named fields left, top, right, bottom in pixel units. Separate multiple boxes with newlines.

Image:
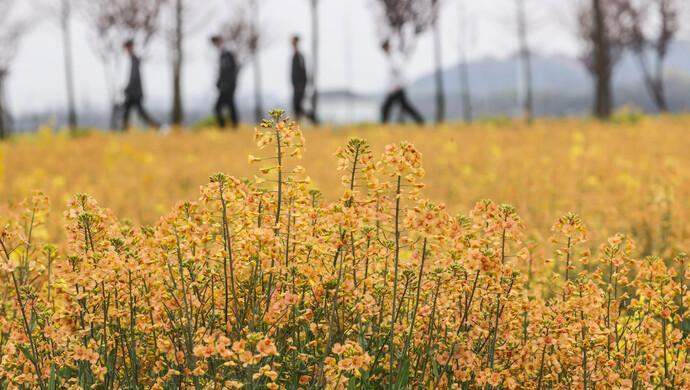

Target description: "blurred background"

left=1, top=0, right=690, bottom=132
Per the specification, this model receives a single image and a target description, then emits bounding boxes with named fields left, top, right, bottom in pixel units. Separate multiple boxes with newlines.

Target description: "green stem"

left=389, top=175, right=402, bottom=380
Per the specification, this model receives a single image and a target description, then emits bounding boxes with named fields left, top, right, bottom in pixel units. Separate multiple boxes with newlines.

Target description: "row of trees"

left=0, top=0, right=685, bottom=137
left=581, top=0, right=681, bottom=118
left=379, top=0, right=683, bottom=123
left=0, top=0, right=279, bottom=135
left=0, top=0, right=28, bottom=138
left=77, top=0, right=322, bottom=130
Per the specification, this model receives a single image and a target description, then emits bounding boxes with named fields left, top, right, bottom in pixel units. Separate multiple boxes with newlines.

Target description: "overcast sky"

left=7, top=0, right=578, bottom=115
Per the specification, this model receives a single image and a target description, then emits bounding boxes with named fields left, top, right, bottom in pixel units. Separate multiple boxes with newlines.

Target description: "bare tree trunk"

left=653, top=55, right=668, bottom=112
left=102, top=58, right=120, bottom=131
left=634, top=50, right=668, bottom=112
left=109, top=103, right=119, bottom=131
left=170, top=0, right=184, bottom=125
left=253, top=53, right=263, bottom=122
left=432, top=0, right=445, bottom=123
left=458, top=1, right=472, bottom=123
left=515, top=0, right=533, bottom=122
left=251, top=0, right=262, bottom=122
left=0, top=70, right=8, bottom=139
left=592, top=0, right=612, bottom=119
left=310, top=0, right=319, bottom=122
left=60, top=0, right=78, bottom=131
left=344, top=3, right=354, bottom=122
left=459, top=61, right=472, bottom=123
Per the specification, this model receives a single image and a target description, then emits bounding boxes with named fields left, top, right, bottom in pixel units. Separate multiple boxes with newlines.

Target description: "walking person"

left=291, top=35, right=317, bottom=123
left=380, top=40, right=424, bottom=125
left=122, top=39, right=160, bottom=131
left=211, top=35, right=239, bottom=129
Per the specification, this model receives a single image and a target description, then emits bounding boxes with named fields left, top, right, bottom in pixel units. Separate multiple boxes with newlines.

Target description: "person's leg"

left=305, top=95, right=318, bottom=124
left=135, top=100, right=160, bottom=128
left=293, top=88, right=305, bottom=121
left=215, top=93, right=226, bottom=128
left=381, top=90, right=400, bottom=123
left=399, top=89, right=424, bottom=125
left=228, top=90, right=239, bottom=129
left=306, top=109, right=318, bottom=124
left=122, top=98, right=133, bottom=131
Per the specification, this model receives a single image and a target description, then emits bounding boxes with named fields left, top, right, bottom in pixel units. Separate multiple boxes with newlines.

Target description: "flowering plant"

left=0, top=111, right=688, bottom=389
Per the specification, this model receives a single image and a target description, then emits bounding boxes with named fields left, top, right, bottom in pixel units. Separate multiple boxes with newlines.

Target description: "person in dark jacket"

left=211, top=35, right=239, bottom=129
left=291, top=35, right=316, bottom=123
left=122, top=39, right=160, bottom=131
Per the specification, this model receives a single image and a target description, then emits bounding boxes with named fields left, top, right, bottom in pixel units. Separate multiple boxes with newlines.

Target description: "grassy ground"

left=2, top=115, right=689, bottom=252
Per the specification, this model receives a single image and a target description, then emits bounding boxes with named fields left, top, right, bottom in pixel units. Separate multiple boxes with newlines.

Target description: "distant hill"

left=408, top=40, right=690, bottom=118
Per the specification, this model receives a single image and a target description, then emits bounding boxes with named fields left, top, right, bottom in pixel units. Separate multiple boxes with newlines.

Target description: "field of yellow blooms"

left=0, top=111, right=689, bottom=388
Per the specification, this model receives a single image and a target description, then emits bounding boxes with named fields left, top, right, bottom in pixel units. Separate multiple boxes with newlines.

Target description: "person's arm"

left=218, top=52, right=231, bottom=88
left=125, top=57, right=137, bottom=94
left=295, top=54, right=307, bottom=88
left=228, top=52, right=238, bottom=80
left=300, top=54, right=307, bottom=79
left=220, top=52, right=229, bottom=73
left=291, top=54, right=300, bottom=87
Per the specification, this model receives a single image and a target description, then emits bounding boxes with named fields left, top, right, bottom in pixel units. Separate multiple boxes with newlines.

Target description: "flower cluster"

left=0, top=112, right=688, bottom=389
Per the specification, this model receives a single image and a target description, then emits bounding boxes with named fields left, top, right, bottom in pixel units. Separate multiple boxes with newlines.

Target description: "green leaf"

left=29, top=310, right=38, bottom=333
left=48, top=365, right=58, bottom=390
left=17, top=344, right=35, bottom=363
left=394, top=357, right=410, bottom=389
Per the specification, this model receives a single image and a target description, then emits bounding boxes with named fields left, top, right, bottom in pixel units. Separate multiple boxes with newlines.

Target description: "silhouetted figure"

left=380, top=40, right=424, bottom=125
left=122, top=39, right=160, bottom=131
left=291, top=35, right=317, bottom=123
left=211, top=35, right=239, bottom=129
